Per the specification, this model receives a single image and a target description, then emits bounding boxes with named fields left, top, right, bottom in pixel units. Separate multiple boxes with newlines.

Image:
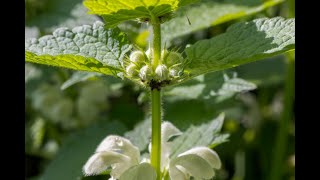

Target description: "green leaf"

left=26, top=0, right=100, bottom=31
left=162, top=0, right=284, bottom=42
left=40, top=121, right=127, bottom=180
left=124, top=118, right=151, bottom=151
left=25, top=63, right=42, bottom=83
left=185, top=17, right=295, bottom=77
left=164, top=72, right=256, bottom=102
left=234, top=55, right=286, bottom=86
left=83, top=0, right=198, bottom=27
left=170, top=113, right=228, bottom=158
left=61, top=71, right=102, bottom=90
left=25, top=21, right=132, bottom=76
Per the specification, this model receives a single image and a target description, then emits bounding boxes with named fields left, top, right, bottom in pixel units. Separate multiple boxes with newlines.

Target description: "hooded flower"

left=83, top=135, right=156, bottom=180
left=157, top=122, right=221, bottom=180
left=83, top=122, right=221, bottom=180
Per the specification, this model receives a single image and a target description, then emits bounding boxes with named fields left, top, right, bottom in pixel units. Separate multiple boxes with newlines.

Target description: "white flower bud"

left=126, top=63, right=139, bottom=77
left=169, top=66, right=183, bottom=78
left=155, top=64, right=169, bottom=81
left=169, top=68, right=178, bottom=77
left=129, top=51, right=145, bottom=64
left=139, top=65, right=152, bottom=81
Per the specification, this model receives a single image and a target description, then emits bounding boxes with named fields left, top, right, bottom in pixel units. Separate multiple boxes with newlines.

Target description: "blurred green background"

left=25, top=0, right=295, bottom=179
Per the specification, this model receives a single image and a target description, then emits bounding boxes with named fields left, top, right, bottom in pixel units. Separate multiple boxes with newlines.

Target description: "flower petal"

left=95, top=135, right=140, bottom=164
left=161, top=121, right=182, bottom=143
left=168, top=164, right=189, bottom=180
left=161, top=121, right=182, bottom=170
left=169, top=154, right=215, bottom=179
left=179, top=147, right=221, bottom=169
left=119, top=163, right=157, bottom=180
left=83, top=151, right=131, bottom=177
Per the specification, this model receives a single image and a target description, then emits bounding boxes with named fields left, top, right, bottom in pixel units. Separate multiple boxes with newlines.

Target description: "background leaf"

left=124, top=118, right=151, bottom=152
left=60, top=71, right=102, bottom=90
left=164, top=71, right=256, bottom=102
left=26, top=0, right=100, bottom=31
left=170, top=114, right=228, bottom=158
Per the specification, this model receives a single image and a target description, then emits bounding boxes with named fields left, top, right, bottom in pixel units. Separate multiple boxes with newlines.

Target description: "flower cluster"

left=125, top=49, right=184, bottom=84
left=83, top=122, right=221, bottom=180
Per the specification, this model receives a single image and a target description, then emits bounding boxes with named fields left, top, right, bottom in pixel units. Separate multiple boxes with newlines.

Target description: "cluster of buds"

left=125, top=49, right=184, bottom=85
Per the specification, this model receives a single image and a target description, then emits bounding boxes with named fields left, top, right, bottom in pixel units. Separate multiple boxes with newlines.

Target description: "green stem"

left=269, top=52, right=294, bottom=180
left=150, top=15, right=162, bottom=180
left=151, top=15, right=161, bottom=69
left=151, top=89, right=162, bottom=180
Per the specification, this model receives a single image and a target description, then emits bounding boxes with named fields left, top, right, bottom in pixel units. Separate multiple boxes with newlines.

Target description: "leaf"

left=164, top=71, right=256, bottom=102
left=61, top=71, right=102, bottom=90
left=124, top=118, right=151, bottom=151
left=25, top=63, right=42, bottom=83
left=25, top=27, right=40, bottom=39
left=40, top=121, right=127, bottom=180
left=234, top=55, right=286, bottom=86
left=26, top=0, right=100, bottom=31
left=184, top=17, right=295, bottom=77
left=83, top=0, right=198, bottom=27
left=25, top=21, right=132, bottom=76
left=169, top=113, right=228, bottom=158
left=162, top=0, right=284, bottom=42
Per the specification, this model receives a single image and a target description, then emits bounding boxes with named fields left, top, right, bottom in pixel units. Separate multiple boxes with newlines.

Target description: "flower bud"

left=126, top=63, right=139, bottom=77
left=169, top=66, right=183, bottom=78
left=139, top=65, right=152, bottom=81
left=169, top=68, right=178, bottom=77
left=129, top=51, right=145, bottom=64
left=155, top=64, right=169, bottom=81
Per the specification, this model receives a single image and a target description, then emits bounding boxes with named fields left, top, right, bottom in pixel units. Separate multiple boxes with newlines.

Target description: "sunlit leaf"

left=185, top=17, right=295, bottom=78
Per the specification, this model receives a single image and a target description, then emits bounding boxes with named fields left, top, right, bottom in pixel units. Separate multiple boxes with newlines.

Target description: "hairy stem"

left=151, top=15, right=162, bottom=69
left=150, top=15, right=162, bottom=180
left=151, top=89, right=162, bottom=180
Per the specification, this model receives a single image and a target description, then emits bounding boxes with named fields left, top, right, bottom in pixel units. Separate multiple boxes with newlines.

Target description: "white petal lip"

left=169, top=154, right=215, bottom=179
left=168, top=164, right=189, bottom=180
left=83, top=151, right=131, bottom=176
left=178, top=146, right=221, bottom=169
left=95, top=135, right=140, bottom=164
left=169, top=147, right=221, bottom=179
left=119, top=163, right=157, bottom=180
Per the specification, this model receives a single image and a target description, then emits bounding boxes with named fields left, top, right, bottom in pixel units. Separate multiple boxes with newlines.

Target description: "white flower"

left=158, top=122, right=221, bottom=180
left=83, top=135, right=156, bottom=180
left=83, top=122, right=221, bottom=180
